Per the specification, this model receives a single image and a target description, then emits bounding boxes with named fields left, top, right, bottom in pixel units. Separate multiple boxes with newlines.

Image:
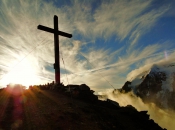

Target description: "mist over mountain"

left=120, top=61, right=175, bottom=110
left=98, top=60, right=175, bottom=130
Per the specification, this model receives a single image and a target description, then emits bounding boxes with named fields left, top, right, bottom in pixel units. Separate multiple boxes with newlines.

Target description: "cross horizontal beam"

left=37, top=25, right=72, bottom=38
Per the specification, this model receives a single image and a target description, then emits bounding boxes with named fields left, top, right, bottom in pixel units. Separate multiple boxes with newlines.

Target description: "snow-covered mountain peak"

left=126, top=61, right=175, bottom=92
left=150, top=63, right=175, bottom=74
left=122, top=61, right=175, bottom=110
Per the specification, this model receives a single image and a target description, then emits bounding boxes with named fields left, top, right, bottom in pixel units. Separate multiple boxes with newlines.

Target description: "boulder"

left=79, top=84, right=90, bottom=91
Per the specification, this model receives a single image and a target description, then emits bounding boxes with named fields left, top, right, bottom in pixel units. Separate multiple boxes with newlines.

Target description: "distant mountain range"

left=120, top=62, right=175, bottom=110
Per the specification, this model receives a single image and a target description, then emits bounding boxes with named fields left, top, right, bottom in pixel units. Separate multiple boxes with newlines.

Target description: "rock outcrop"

left=2, top=83, right=166, bottom=130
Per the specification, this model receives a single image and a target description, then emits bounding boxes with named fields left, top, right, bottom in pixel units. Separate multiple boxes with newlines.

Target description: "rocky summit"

left=0, top=84, right=166, bottom=130
left=120, top=62, right=175, bottom=110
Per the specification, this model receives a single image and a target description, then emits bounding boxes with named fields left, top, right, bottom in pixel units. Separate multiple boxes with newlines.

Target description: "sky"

left=0, top=0, right=175, bottom=92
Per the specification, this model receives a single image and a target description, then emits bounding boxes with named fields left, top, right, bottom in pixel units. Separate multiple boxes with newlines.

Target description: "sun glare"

left=2, top=59, right=40, bottom=88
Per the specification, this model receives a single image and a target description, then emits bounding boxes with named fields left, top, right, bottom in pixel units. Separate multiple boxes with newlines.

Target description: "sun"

left=2, top=59, right=41, bottom=88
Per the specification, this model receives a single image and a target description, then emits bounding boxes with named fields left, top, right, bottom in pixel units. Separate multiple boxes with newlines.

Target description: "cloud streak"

left=0, top=0, right=174, bottom=91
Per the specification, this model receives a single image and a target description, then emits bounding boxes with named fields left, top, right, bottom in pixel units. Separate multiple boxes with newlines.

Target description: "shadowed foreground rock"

left=0, top=85, right=166, bottom=130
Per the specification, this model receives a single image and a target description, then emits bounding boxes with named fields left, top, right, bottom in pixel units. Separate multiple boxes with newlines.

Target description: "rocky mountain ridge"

left=120, top=62, right=175, bottom=110
left=0, top=84, right=166, bottom=130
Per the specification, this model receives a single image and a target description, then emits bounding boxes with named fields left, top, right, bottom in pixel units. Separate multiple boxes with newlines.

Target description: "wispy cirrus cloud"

left=63, top=0, right=169, bottom=44
left=0, top=0, right=174, bottom=92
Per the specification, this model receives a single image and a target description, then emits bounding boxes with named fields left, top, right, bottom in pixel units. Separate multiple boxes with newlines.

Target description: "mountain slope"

left=121, top=62, right=175, bottom=110
left=0, top=86, right=165, bottom=130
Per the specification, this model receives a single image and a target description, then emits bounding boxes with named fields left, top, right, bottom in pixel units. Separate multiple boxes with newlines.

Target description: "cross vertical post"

left=53, top=15, right=60, bottom=84
left=37, top=15, right=72, bottom=84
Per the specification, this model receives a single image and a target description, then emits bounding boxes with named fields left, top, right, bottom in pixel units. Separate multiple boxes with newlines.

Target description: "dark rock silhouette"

left=0, top=83, right=166, bottom=130
left=119, top=81, right=131, bottom=93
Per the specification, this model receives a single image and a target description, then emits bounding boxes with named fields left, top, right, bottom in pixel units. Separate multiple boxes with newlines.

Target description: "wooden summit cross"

left=37, top=15, right=72, bottom=84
